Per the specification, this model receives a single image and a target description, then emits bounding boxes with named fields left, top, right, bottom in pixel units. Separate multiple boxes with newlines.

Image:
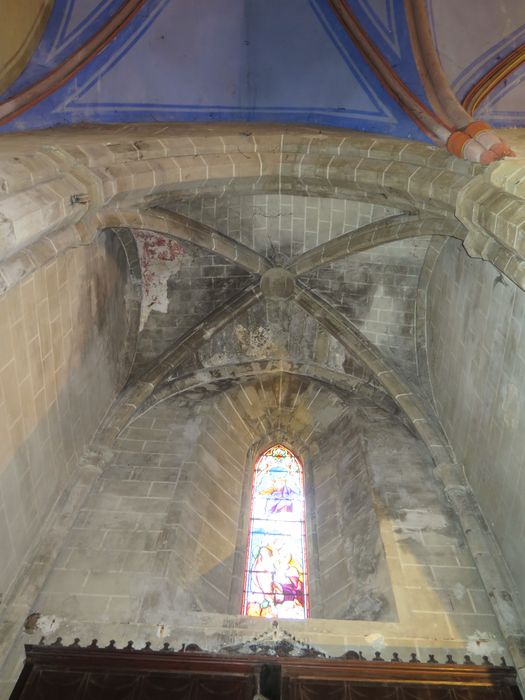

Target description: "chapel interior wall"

left=0, top=125, right=524, bottom=696
left=1, top=375, right=504, bottom=685
left=0, top=230, right=137, bottom=605
left=426, top=237, right=525, bottom=622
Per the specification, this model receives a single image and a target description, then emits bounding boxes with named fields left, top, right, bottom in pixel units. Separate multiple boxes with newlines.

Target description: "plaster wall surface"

left=0, top=231, right=136, bottom=606
left=426, top=238, right=525, bottom=618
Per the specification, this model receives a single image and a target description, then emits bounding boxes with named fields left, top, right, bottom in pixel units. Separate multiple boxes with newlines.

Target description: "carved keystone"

left=260, top=267, right=295, bottom=300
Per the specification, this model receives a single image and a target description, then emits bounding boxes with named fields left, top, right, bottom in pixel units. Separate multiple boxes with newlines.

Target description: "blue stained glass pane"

left=242, top=445, right=309, bottom=619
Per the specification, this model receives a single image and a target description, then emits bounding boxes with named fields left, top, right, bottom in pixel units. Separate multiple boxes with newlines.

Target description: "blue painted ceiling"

left=1, top=0, right=524, bottom=136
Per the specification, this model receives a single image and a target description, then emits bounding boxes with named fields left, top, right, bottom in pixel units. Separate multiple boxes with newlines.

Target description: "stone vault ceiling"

left=0, top=0, right=521, bottom=680
left=117, top=190, right=437, bottom=452
left=132, top=195, right=427, bottom=385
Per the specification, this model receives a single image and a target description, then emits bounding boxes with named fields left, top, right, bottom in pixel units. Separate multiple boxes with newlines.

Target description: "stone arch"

left=0, top=126, right=474, bottom=261
left=97, top=208, right=270, bottom=275
left=1, top=125, right=523, bottom=289
left=133, top=360, right=398, bottom=421
left=113, top=372, right=398, bottom=621
left=289, top=213, right=466, bottom=276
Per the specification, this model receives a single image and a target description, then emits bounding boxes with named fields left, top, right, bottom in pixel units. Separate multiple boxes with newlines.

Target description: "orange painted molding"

left=464, top=120, right=516, bottom=158
left=404, top=1, right=515, bottom=163
left=446, top=131, right=470, bottom=158
left=446, top=129, right=501, bottom=164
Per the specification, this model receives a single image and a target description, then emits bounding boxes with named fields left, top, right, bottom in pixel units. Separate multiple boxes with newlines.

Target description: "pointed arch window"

left=242, top=444, right=309, bottom=619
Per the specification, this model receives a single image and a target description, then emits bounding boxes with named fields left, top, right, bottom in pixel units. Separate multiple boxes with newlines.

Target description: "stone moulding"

left=137, top=360, right=396, bottom=420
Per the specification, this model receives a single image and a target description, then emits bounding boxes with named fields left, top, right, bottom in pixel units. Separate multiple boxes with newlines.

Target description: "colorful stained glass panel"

left=242, top=445, right=309, bottom=619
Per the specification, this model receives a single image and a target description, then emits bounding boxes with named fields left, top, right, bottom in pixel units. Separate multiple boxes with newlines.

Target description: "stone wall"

left=312, top=409, right=395, bottom=621
left=0, top=230, right=137, bottom=606
left=0, top=374, right=505, bottom=697
left=363, top=408, right=500, bottom=648
left=426, top=238, right=525, bottom=619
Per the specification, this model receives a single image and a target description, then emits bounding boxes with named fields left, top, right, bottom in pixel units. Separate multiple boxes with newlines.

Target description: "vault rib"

left=293, top=279, right=452, bottom=467
left=100, top=281, right=263, bottom=442
left=98, top=206, right=271, bottom=275
left=288, top=213, right=465, bottom=277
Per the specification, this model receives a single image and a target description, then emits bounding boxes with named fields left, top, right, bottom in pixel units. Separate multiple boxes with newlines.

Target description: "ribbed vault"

left=1, top=125, right=525, bottom=681
left=99, top=200, right=455, bottom=466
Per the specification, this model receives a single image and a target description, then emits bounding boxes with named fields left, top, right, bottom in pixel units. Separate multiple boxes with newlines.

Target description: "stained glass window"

left=242, top=444, right=309, bottom=619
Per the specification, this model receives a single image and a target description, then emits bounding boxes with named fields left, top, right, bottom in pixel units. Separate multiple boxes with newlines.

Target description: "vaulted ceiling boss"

left=0, top=2, right=525, bottom=699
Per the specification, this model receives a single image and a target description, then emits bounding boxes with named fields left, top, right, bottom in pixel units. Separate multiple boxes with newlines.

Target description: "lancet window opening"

left=242, top=444, right=309, bottom=619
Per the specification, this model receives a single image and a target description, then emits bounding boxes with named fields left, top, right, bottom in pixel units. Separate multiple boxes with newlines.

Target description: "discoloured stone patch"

left=134, top=231, right=185, bottom=330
